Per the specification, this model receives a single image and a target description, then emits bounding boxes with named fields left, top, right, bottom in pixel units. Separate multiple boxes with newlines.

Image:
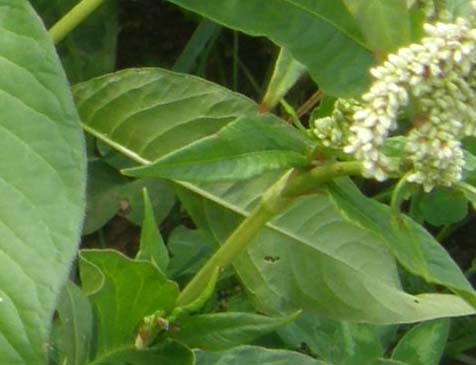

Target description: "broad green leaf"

left=175, top=176, right=476, bottom=324
left=445, top=316, right=476, bottom=355
left=124, top=115, right=312, bottom=183
left=79, top=250, right=179, bottom=364
left=342, top=0, right=411, bottom=57
left=391, top=320, right=450, bottom=365
left=195, top=346, right=333, bottom=365
left=0, top=2, right=86, bottom=364
left=457, top=182, right=476, bottom=210
left=136, top=188, right=170, bottom=272
left=171, top=311, right=299, bottom=351
left=261, top=48, right=307, bottom=111
left=418, top=187, right=468, bottom=227
left=327, top=179, right=476, bottom=307
left=53, top=282, right=93, bottom=365
left=30, top=0, right=118, bottom=84
left=164, top=0, right=375, bottom=97
left=73, top=68, right=259, bottom=163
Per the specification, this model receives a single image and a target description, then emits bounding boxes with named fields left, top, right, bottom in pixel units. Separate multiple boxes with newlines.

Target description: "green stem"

left=177, top=161, right=362, bottom=306
left=49, top=0, right=106, bottom=44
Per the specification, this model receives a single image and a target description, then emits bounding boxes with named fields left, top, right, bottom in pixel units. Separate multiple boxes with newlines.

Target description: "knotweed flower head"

left=343, top=6, right=476, bottom=191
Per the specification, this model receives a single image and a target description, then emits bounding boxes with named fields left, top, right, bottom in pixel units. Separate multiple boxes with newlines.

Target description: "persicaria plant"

left=2, top=1, right=476, bottom=365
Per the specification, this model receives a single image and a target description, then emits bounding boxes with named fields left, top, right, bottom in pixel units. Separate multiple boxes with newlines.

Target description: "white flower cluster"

left=344, top=9, right=476, bottom=191
left=312, top=99, right=360, bottom=149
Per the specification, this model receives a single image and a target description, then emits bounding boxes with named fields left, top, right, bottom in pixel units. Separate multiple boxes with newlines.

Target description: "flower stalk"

left=49, top=0, right=106, bottom=44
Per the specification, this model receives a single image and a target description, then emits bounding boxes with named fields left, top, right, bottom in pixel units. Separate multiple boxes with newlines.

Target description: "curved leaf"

left=73, top=68, right=259, bottom=163
left=79, top=250, right=179, bottom=364
left=171, top=311, right=299, bottom=351
left=0, top=2, right=86, bottom=364
left=164, top=0, right=375, bottom=97
left=125, top=115, right=312, bottom=183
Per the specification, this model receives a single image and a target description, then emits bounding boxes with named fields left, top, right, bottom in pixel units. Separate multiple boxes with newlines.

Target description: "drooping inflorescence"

left=313, top=1, right=476, bottom=191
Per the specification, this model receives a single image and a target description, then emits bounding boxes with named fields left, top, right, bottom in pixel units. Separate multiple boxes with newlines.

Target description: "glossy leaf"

left=391, top=320, right=450, bottom=365
left=342, top=0, right=411, bottom=57
left=73, top=68, right=259, bottom=163
left=136, top=188, right=170, bottom=272
left=124, top=115, right=312, bottom=183
left=30, top=0, right=118, bottom=84
left=171, top=311, right=299, bottom=351
left=164, top=0, right=375, bottom=97
left=79, top=250, right=179, bottom=364
left=327, top=179, right=476, bottom=307
left=0, top=2, right=86, bottom=363
left=53, top=282, right=93, bottom=365
left=195, top=346, right=332, bottom=365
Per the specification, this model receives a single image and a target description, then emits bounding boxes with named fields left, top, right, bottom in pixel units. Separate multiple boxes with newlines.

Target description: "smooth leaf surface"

left=136, top=188, right=169, bottom=272
left=164, top=0, right=375, bottom=97
left=342, top=0, right=411, bottom=57
left=175, top=176, right=476, bottom=324
left=125, top=115, right=312, bottom=183
left=30, top=0, right=118, bottom=84
left=195, top=346, right=332, bottom=365
left=391, top=320, right=450, bottom=365
left=327, top=179, right=476, bottom=307
left=73, top=68, right=259, bottom=163
left=53, top=282, right=93, bottom=365
left=79, top=250, right=179, bottom=364
left=171, top=311, right=299, bottom=351
left=0, top=2, right=86, bottom=363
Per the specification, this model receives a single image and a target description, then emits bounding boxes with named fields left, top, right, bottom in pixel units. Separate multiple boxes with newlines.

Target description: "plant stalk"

left=177, top=161, right=362, bottom=306
left=49, top=0, right=106, bottom=44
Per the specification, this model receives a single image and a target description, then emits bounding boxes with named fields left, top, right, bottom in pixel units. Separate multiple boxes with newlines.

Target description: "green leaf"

left=342, top=0, right=411, bottom=57
left=261, top=48, right=307, bottom=110
left=391, top=320, right=450, bottom=365
left=73, top=68, right=259, bottom=163
left=124, top=115, right=311, bottom=183
left=373, top=360, right=409, bottom=365
left=30, top=0, right=118, bottom=84
left=89, top=339, right=194, bottom=365
left=175, top=175, right=476, bottom=324
left=446, top=316, right=476, bottom=355
left=457, top=182, right=476, bottom=210
left=53, top=282, right=93, bottom=365
left=327, top=179, right=476, bottom=308
left=279, top=312, right=392, bottom=365
left=171, top=311, right=300, bottom=351
left=164, top=0, right=375, bottom=97
left=195, top=346, right=332, bottom=365
left=136, top=188, right=170, bottom=271
left=0, top=2, right=86, bottom=363
left=117, top=178, right=176, bottom=226
left=418, top=187, right=468, bottom=227
left=79, top=250, right=179, bottom=364
left=167, top=226, right=217, bottom=280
